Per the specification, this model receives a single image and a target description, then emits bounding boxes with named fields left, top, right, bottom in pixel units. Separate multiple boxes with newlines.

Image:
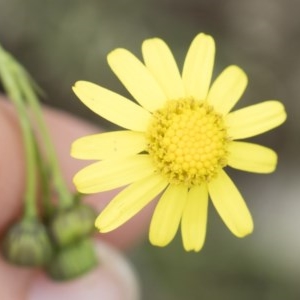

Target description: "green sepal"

left=46, top=238, right=98, bottom=281
left=48, top=203, right=97, bottom=248
left=1, top=219, right=53, bottom=267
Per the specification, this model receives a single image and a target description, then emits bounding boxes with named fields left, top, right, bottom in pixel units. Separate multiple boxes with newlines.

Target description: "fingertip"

left=28, top=240, right=140, bottom=300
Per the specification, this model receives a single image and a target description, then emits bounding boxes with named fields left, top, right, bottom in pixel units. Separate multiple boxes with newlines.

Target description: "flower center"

left=146, top=98, right=229, bottom=186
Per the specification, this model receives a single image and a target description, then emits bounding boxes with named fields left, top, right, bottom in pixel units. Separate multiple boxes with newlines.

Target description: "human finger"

left=0, top=97, right=153, bottom=248
left=0, top=97, right=142, bottom=300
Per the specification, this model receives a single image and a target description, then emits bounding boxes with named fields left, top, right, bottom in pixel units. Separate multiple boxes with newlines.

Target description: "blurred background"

left=0, top=0, right=299, bottom=299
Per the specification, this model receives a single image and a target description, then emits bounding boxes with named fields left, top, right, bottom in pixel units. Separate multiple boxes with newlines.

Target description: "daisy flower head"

left=71, top=33, right=286, bottom=252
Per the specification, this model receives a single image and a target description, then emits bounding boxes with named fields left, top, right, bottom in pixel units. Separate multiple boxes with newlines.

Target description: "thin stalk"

left=8, top=52, right=73, bottom=209
left=33, top=137, right=54, bottom=219
left=0, top=47, right=37, bottom=219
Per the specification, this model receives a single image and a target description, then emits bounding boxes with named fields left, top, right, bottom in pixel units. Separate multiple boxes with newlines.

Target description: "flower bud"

left=1, top=219, right=53, bottom=267
left=49, top=204, right=97, bottom=248
left=46, top=238, right=98, bottom=281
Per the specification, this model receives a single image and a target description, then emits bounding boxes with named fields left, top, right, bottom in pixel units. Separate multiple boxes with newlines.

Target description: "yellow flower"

left=71, top=33, right=286, bottom=252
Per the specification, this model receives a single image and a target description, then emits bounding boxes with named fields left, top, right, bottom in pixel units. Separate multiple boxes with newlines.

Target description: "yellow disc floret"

left=146, top=98, right=229, bottom=186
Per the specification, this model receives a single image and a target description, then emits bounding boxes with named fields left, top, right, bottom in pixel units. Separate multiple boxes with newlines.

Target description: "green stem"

left=0, top=47, right=37, bottom=219
left=8, top=52, right=73, bottom=209
left=33, top=137, right=54, bottom=218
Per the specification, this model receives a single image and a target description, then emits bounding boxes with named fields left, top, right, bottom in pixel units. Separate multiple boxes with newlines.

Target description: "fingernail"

left=28, top=240, right=140, bottom=300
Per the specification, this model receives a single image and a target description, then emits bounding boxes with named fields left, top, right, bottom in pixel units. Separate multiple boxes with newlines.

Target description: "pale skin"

left=0, top=96, right=152, bottom=300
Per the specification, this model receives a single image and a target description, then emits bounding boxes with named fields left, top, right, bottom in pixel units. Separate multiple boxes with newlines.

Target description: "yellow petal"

left=181, top=185, right=209, bottom=252
left=208, top=170, right=254, bottom=237
left=73, top=81, right=151, bottom=131
left=95, top=174, right=168, bottom=232
left=73, top=155, right=155, bottom=193
left=182, top=33, right=215, bottom=100
left=71, top=131, right=147, bottom=160
left=142, top=38, right=185, bottom=99
left=226, top=100, right=287, bottom=139
left=227, top=141, right=277, bottom=173
left=149, top=185, right=188, bottom=247
left=107, top=49, right=166, bottom=112
left=207, top=65, right=248, bottom=114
